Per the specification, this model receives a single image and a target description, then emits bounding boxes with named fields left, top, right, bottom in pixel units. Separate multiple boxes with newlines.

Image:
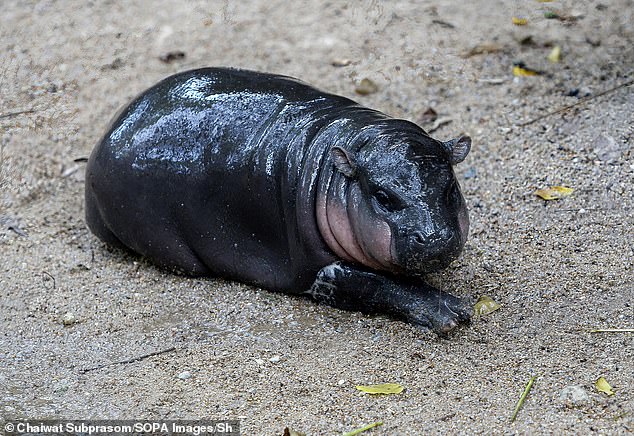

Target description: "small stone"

left=62, top=312, right=76, bottom=326
left=559, top=385, right=590, bottom=407
left=269, top=355, right=281, bottom=363
left=177, top=371, right=192, bottom=380
left=338, top=379, right=346, bottom=386
left=331, top=58, right=351, bottom=67
left=593, top=133, right=622, bottom=162
left=463, top=167, right=477, bottom=179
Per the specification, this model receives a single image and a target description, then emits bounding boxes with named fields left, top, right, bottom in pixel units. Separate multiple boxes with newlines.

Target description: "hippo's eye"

left=447, top=180, right=461, bottom=203
left=373, top=189, right=398, bottom=212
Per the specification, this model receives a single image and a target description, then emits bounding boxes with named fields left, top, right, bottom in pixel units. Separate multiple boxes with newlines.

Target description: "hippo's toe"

left=406, top=292, right=471, bottom=335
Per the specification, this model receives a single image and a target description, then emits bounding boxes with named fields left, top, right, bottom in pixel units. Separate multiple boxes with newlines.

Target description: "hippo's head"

left=317, top=125, right=471, bottom=276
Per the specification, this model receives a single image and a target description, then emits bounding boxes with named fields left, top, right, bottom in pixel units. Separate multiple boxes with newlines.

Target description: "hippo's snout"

left=403, top=229, right=465, bottom=274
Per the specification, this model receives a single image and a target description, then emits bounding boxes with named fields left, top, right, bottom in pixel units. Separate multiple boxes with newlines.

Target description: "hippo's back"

left=86, top=68, right=350, bottom=286
left=95, top=68, right=345, bottom=175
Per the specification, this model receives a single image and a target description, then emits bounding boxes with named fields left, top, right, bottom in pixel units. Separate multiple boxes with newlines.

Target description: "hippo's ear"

left=442, top=135, right=471, bottom=165
left=330, top=146, right=357, bottom=178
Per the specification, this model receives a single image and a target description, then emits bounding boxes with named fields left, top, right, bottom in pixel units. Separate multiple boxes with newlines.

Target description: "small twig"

left=0, top=109, right=36, bottom=120
left=551, top=207, right=632, bottom=213
left=427, top=117, right=453, bottom=133
left=342, top=421, right=383, bottom=436
left=79, top=346, right=177, bottom=373
left=511, top=375, right=536, bottom=423
left=431, top=19, right=455, bottom=29
left=589, top=328, right=634, bottom=333
left=478, top=78, right=507, bottom=85
left=519, top=79, right=634, bottom=127
left=8, top=224, right=27, bottom=237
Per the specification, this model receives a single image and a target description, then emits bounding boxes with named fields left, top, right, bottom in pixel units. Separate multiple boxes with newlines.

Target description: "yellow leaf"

left=595, top=377, right=615, bottom=396
left=548, top=45, right=561, bottom=63
left=534, top=186, right=574, bottom=200
left=513, top=65, right=540, bottom=77
left=474, top=295, right=501, bottom=316
left=356, top=383, right=404, bottom=395
left=355, top=78, right=378, bottom=95
left=512, top=17, right=528, bottom=25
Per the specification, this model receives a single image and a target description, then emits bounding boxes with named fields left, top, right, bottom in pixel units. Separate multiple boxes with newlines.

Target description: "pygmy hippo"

left=85, top=68, right=472, bottom=334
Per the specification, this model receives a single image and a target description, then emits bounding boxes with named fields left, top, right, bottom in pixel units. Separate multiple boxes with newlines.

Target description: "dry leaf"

left=534, top=186, right=574, bottom=200
left=595, top=377, right=615, bottom=396
left=512, top=17, right=528, bottom=25
left=356, top=383, right=404, bottom=395
left=474, top=295, right=501, bottom=316
left=418, top=107, right=438, bottom=124
left=513, top=65, right=541, bottom=77
left=159, top=51, right=186, bottom=63
left=355, top=78, right=378, bottom=95
left=547, top=45, right=561, bottom=63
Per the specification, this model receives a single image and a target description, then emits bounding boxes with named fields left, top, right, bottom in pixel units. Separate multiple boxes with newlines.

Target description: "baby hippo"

left=85, top=68, right=472, bottom=334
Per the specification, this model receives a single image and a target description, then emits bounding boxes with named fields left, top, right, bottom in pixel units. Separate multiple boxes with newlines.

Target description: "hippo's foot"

left=402, top=288, right=471, bottom=334
left=306, top=262, right=471, bottom=335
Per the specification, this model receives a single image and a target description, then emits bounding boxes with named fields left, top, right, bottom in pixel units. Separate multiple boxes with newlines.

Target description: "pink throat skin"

left=316, top=189, right=394, bottom=271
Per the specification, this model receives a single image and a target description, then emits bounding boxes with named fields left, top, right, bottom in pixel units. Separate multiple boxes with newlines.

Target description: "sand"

left=1, top=0, right=632, bottom=434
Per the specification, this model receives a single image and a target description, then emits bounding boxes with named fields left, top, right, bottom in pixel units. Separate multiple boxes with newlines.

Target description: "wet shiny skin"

left=86, top=68, right=472, bottom=332
left=316, top=122, right=469, bottom=275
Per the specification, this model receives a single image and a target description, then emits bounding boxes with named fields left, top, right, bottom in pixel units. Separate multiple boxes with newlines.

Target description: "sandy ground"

left=1, top=0, right=633, bottom=434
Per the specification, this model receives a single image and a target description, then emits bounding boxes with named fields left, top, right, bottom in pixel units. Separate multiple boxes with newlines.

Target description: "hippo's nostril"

left=412, top=231, right=426, bottom=246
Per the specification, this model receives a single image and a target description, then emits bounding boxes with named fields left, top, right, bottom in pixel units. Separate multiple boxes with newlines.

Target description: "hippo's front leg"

left=306, top=262, right=471, bottom=334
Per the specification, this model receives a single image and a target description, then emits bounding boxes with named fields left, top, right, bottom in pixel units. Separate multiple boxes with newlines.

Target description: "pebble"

left=61, top=312, right=76, bottom=326
left=269, top=355, right=281, bottom=363
left=559, top=385, right=590, bottom=407
left=593, top=133, right=622, bottom=162
left=331, top=58, right=351, bottom=67
left=177, top=371, right=192, bottom=380
left=463, top=167, right=477, bottom=179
